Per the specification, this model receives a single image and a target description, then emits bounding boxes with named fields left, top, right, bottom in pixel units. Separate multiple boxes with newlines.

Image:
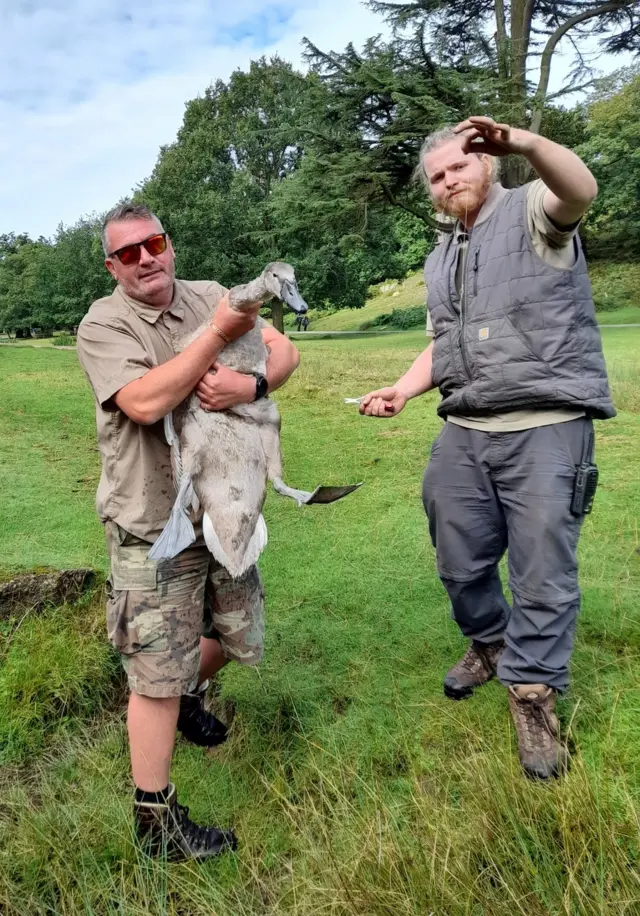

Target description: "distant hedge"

left=360, top=305, right=426, bottom=331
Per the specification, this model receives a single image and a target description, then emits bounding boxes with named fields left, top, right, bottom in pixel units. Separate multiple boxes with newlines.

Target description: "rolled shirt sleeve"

left=77, top=320, right=155, bottom=409
left=527, top=179, right=581, bottom=253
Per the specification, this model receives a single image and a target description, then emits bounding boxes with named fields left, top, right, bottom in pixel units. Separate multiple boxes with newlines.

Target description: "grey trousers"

left=422, top=418, right=593, bottom=691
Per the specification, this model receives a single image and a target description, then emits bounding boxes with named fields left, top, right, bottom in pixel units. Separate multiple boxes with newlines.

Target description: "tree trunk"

left=501, top=154, right=531, bottom=189
left=271, top=300, right=285, bottom=334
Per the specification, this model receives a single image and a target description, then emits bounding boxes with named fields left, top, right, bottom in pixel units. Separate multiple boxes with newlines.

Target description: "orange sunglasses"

left=109, top=233, right=167, bottom=266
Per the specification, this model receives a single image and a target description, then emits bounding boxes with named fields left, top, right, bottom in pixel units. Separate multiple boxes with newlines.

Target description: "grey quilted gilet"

left=424, top=184, right=615, bottom=420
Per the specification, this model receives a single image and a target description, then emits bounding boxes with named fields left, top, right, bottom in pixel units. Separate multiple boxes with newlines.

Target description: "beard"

left=436, top=171, right=493, bottom=221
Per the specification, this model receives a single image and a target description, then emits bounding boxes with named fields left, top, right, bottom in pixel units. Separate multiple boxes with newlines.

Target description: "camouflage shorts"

left=104, top=523, right=265, bottom=698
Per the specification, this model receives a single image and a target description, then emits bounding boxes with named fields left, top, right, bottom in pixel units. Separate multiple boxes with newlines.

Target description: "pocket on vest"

left=468, top=316, right=551, bottom=383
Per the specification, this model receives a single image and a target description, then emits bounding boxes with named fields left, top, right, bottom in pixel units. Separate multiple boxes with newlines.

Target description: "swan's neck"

left=228, top=275, right=271, bottom=311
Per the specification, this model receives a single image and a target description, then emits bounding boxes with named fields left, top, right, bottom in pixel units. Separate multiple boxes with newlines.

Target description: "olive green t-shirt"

left=426, top=179, right=586, bottom=432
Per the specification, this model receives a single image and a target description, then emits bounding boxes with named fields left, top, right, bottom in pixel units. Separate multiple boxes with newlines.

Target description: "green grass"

left=597, top=305, right=640, bottom=325
left=0, top=330, right=639, bottom=914
left=0, top=336, right=57, bottom=347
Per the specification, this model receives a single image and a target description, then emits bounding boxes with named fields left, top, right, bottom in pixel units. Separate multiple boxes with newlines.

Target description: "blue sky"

left=0, top=1, right=632, bottom=239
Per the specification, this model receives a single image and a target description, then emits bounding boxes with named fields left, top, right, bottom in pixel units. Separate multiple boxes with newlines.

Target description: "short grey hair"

left=101, top=201, right=163, bottom=256
left=413, top=125, right=500, bottom=188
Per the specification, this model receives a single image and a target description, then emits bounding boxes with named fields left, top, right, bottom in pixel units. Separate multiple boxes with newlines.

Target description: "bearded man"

left=360, top=117, right=614, bottom=779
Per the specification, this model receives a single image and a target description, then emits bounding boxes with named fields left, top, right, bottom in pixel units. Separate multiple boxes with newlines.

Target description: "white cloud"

left=2, top=0, right=386, bottom=237
left=1, top=1, right=633, bottom=238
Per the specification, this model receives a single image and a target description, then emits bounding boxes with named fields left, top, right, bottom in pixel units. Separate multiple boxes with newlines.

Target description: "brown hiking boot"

left=134, top=784, right=237, bottom=861
left=508, top=684, right=568, bottom=780
left=444, top=640, right=504, bottom=700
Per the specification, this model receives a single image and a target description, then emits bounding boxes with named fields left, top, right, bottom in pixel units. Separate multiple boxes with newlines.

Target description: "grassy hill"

left=308, top=273, right=427, bottom=332
left=296, top=261, right=640, bottom=333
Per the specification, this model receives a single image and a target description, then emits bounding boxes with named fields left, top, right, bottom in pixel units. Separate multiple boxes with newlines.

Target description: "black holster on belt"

left=571, top=425, right=598, bottom=517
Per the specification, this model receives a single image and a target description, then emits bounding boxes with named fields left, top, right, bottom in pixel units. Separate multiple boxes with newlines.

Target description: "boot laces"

left=516, top=694, right=557, bottom=750
left=460, top=644, right=484, bottom=674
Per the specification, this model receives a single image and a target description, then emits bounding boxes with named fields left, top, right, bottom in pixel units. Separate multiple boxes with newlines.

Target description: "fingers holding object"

left=454, top=116, right=508, bottom=134
left=365, top=397, right=393, bottom=417
left=457, top=128, right=483, bottom=154
left=195, top=378, right=214, bottom=399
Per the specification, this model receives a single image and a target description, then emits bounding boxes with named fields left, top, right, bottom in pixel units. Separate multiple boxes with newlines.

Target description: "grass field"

left=1, top=328, right=639, bottom=915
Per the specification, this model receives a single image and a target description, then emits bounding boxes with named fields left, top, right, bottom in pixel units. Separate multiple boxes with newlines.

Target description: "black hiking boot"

left=444, top=640, right=504, bottom=701
left=177, top=681, right=228, bottom=748
left=134, top=784, right=237, bottom=861
left=508, top=684, right=568, bottom=780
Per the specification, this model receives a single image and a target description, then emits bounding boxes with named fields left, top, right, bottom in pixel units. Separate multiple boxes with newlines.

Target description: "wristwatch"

left=252, top=373, right=268, bottom=401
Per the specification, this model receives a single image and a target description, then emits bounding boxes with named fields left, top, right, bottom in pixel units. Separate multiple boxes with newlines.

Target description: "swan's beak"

left=280, top=279, right=308, bottom=314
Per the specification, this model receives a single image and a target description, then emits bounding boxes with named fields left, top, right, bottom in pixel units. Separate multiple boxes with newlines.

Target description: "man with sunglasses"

left=77, top=202, right=300, bottom=861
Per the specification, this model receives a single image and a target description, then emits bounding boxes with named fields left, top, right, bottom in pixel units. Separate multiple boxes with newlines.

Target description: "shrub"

left=589, top=261, right=640, bottom=312
left=364, top=305, right=426, bottom=330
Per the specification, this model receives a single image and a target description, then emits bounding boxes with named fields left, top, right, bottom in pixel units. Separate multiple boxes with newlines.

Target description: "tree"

left=49, top=219, right=113, bottom=328
left=0, top=235, right=31, bottom=335
left=0, top=235, right=53, bottom=336
left=140, top=57, right=311, bottom=330
left=366, top=0, right=640, bottom=185
left=138, top=55, right=419, bottom=321
left=0, top=221, right=111, bottom=335
left=268, top=151, right=415, bottom=311
left=2, top=32, right=633, bottom=328
left=301, top=36, right=489, bottom=227
left=578, top=67, right=640, bottom=258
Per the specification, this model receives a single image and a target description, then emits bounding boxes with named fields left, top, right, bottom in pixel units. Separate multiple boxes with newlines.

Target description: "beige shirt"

left=77, top=279, right=227, bottom=541
left=426, top=179, right=585, bottom=432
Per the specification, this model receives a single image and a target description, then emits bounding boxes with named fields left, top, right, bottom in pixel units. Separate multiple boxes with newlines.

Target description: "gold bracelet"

left=209, top=322, right=231, bottom=344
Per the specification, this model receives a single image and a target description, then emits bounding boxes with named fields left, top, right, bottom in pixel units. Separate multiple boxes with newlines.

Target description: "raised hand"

left=453, top=117, right=534, bottom=157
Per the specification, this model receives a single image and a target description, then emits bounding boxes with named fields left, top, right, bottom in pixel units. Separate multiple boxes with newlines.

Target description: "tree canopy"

left=0, top=6, right=638, bottom=335
left=367, top=0, right=640, bottom=184
left=578, top=67, right=640, bottom=258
